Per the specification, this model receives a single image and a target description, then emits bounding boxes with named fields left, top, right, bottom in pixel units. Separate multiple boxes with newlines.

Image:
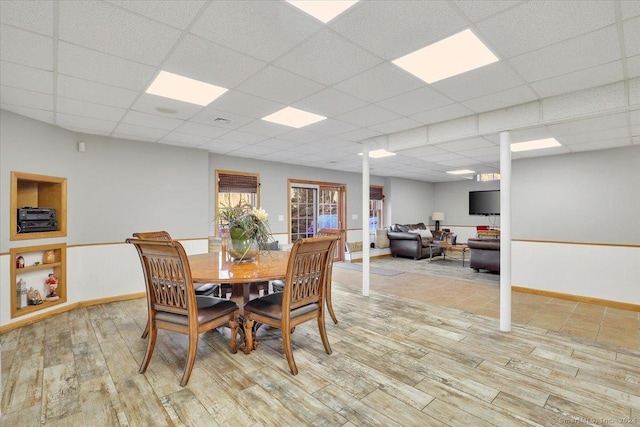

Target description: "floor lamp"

left=432, top=212, right=444, bottom=231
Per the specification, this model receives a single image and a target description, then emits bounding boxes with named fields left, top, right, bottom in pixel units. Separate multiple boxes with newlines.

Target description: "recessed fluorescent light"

left=146, top=71, right=227, bottom=106
left=511, top=138, right=561, bottom=152
left=447, top=169, right=476, bottom=175
left=287, top=1, right=358, bottom=23
left=261, top=107, right=326, bottom=128
left=392, top=29, right=499, bottom=84
left=358, top=149, right=397, bottom=158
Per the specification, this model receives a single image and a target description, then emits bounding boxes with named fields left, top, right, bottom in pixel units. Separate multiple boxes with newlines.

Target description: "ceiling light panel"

left=511, top=138, right=561, bottom=152
left=262, top=107, right=326, bottom=128
left=446, top=169, right=476, bottom=175
left=358, top=149, right=396, bottom=158
left=287, top=1, right=359, bottom=23
left=146, top=71, right=227, bottom=106
left=393, top=29, right=499, bottom=84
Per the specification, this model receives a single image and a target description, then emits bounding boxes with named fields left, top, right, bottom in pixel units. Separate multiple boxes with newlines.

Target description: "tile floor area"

left=332, top=260, right=640, bottom=350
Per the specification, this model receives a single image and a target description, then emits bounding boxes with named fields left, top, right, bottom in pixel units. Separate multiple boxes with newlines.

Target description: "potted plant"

left=218, top=202, right=272, bottom=262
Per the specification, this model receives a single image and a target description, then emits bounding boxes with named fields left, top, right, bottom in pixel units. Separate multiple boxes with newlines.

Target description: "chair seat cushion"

left=194, top=282, right=219, bottom=296
left=244, top=292, right=319, bottom=320
left=156, top=296, right=238, bottom=326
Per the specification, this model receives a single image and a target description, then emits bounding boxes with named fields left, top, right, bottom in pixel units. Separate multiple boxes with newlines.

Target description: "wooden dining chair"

left=127, top=238, right=240, bottom=386
left=243, top=235, right=337, bottom=375
left=317, top=228, right=342, bottom=325
left=133, top=231, right=219, bottom=338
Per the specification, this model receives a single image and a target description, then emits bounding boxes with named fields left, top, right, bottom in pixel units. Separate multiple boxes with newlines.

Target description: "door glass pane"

left=290, top=186, right=317, bottom=241
left=319, top=189, right=339, bottom=230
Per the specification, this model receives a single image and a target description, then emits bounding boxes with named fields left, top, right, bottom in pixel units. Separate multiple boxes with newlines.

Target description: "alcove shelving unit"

left=10, top=171, right=67, bottom=241
left=9, top=171, right=68, bottom=318
left=10, top=243, right=67, bottom=318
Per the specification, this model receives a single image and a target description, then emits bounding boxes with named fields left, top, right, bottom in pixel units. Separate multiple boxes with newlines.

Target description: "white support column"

left=362, top=142, right=370, bottom=297
left=499, top=131, right=512, bottom=332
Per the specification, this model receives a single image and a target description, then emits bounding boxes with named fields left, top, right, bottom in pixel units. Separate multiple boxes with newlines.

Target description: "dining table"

left=188, top=249, right=290, bottom=312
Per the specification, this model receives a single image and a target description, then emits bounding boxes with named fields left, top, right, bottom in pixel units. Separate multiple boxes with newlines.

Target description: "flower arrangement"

left=218, top=202, right=272, bottom=258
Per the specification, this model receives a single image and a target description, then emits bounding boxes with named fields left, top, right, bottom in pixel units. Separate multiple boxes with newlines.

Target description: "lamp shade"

left=431, top=212, right=445, bottom=221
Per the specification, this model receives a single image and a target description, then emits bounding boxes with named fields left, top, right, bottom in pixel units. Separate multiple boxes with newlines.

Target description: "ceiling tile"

left=275, top=28, right=382, bottom=86
left=160, top=131, right=211, bottom=146
left=434, top=137, right=495, bottom=153
left=122, top=110, right=183, bottom=131
left=278, top=129, right=324, bottom=143
left=56, top=113, right=117, bottom=134
left=566, top=138, right=631, bottom=152
left=376, top=86, right=453, bottom=117
left=530, top=61, right=623, bottom=98
left=0, top=24, right=52, bottom=70
left=624, top=16, right=640, bottom=57
left=56, top=75, right=138, bottom=109
left=163, top=35, right=266, bottom=89
left=335, top=104, right=401, bottom=128
left=214, top=130, right=268, bottom=144
left=129, top=93, right=203, bottom=120
left=237, top=119, right=292, bottom=138
left=58, top=42, right=156, bottom=91
left=236, top=66, right=324, bottom=105
left=59, top=1, right=181, bottom=66
left=432, top=61, right=525, bottom=102
left=340, top=127, right=381, bottom=142
left=0, top=61, right=52, bottom=94
left=628, top=55, right=640, bottom=78
left=454, top=0, right=522, bottom=22
left=113, top=123, right=169, bottom=140
left=510, top=25, right=620, bottom=82
left=106, top=0, right=207, bottom=30
left=189, top=108, right=254, bottom=130
left=621, top=1, right=640, bottom=19
left=0, top=85, right=52, bottom=110
left=57, top=97, right=126, bottom=122
left=191, top=0, right=322, bottom=62
left=208, top=90, right=284, bottom=119
left=172, top=121, right=230, bottom=139
left=559, top=127, right=630, bottom=145
left=330, top=0, right=467, bottom=60
left=1, top=104, right=53, bottom=124
left=334, top=63, right=424, bottom=103
left=0, top=0, right=53, bottom=36
left=461, top=85, right=538, bottom=113
left=369, top=117, right=423, bottom=134
left=304, top=118, right=360, bottom=136
left=294, top=87, right=367, bottom=117
left=410, top=104, right=474, bottom=126
left=548, top=112, right=628, bottom=136
left=477, top=0, right=614, bottom=58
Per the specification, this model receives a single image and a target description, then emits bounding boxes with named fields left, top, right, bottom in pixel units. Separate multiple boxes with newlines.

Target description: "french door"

left=289, top=181, right=345, bottom=261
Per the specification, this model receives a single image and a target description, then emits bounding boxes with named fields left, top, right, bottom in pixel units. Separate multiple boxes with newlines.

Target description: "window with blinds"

left=369, top=185, right=384, bottom=231
left=216, top=171, right=260, bottom=219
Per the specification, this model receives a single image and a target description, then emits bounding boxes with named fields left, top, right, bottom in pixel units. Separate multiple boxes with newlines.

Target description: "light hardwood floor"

left=2, top=267, right=639, bottom=426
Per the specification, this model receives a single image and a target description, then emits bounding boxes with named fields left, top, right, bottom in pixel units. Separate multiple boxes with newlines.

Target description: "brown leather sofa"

left=387, top=223, right=449, bottom=260
left=467, top=238, right=500, bottom=273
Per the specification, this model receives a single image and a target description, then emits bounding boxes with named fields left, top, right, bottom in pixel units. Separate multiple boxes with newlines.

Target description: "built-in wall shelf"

left=10, top=171, right=67, bottom=241
left=10, top=243, right=67, bottom=318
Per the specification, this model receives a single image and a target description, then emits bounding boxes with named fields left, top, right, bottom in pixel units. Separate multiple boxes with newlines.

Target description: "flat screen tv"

left=469, top=190, right=500, bottom=216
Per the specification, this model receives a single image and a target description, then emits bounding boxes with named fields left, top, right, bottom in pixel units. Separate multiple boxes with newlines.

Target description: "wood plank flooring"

left=2, top=271, right=639, bottom=426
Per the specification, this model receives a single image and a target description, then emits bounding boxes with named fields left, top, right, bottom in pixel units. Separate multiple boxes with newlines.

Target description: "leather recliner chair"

left=467, top=238, right=500, bottom=273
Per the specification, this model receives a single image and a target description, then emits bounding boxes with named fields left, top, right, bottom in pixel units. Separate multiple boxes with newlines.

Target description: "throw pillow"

left=375, top=229, right=390, bottom=249
left=345, top=241, right=363, bottom=253
left=409, top=229, right=432, bottom=238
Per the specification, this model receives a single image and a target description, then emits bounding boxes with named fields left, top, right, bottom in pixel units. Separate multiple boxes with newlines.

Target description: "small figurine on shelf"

left=45, top=274, right=59, bottom=301
left=16, top=278, right=27, bottom=309
left=16, top=255, right=25, bottom=269
left=27, top=287, right=43, bottom=305
left=43, top=250, right=55, bottom=264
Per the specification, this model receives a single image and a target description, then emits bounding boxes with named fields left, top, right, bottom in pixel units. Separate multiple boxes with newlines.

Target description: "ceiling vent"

left=213, top=117, right=232, bottom=124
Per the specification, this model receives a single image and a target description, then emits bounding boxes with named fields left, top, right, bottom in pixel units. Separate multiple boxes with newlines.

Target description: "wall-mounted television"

left=469, top=190, right=500, bottom=216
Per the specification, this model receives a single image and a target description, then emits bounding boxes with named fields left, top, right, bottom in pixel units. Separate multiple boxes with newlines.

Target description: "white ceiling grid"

left=0, top=0, right=638, bottom=182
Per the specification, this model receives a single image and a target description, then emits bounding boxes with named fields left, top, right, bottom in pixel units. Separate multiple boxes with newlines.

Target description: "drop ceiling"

left=1, top=0, right=638, bottom=182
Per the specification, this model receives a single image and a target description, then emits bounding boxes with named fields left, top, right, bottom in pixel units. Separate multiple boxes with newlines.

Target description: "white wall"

left=434, top=145, right=640, bottom=305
